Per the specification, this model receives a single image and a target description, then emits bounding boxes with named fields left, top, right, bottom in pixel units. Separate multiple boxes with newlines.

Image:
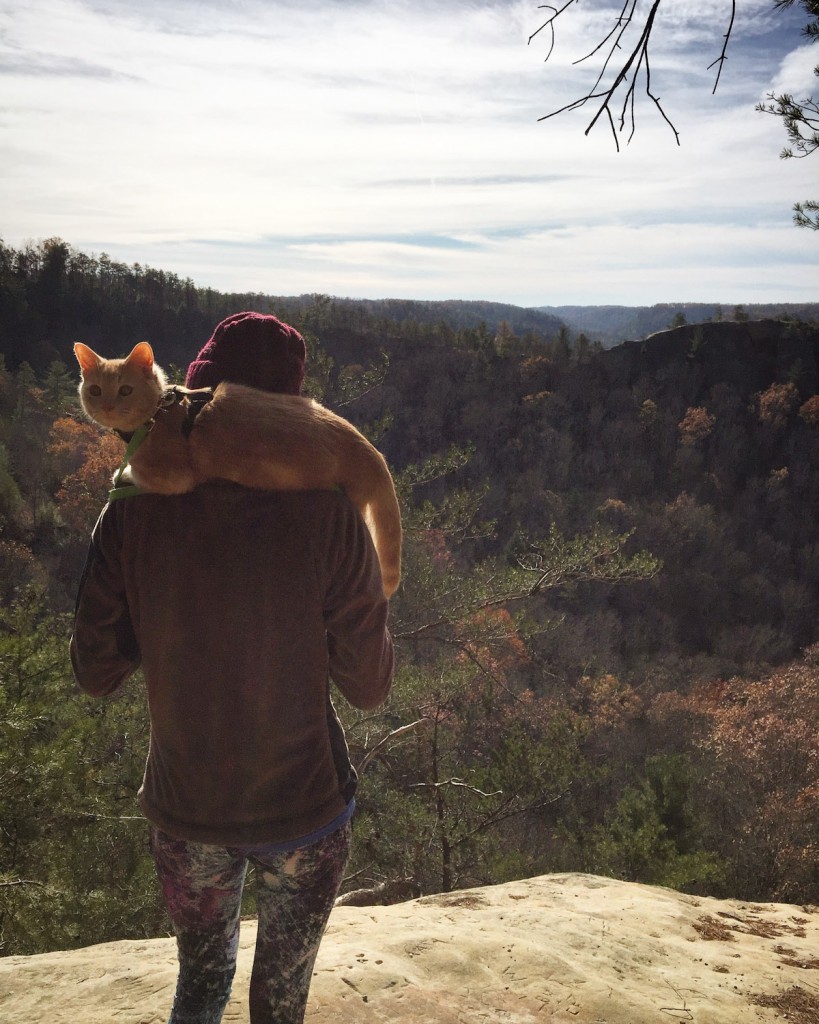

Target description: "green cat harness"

left=108, top=422, right=151, bottom=502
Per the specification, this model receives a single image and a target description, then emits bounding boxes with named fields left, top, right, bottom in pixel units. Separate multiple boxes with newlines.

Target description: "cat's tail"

left=348, top=455, right=402, bottom=599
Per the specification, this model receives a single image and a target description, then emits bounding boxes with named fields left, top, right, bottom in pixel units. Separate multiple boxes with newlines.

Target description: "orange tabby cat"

left=74, top=341, right=402, bottom=598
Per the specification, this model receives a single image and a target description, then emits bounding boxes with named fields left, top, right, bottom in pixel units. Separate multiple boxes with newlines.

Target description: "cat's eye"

left=88, top=385, right=102, bottom=397
left=119, top=385, right=134, bottom=397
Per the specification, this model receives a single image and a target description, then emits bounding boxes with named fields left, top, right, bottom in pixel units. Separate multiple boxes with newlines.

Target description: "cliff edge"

left=1, top=873, right=818, bottom=1023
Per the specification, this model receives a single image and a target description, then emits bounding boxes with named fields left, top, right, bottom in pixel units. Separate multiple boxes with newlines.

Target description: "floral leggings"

left=150, top=822, right=351, bottom=1024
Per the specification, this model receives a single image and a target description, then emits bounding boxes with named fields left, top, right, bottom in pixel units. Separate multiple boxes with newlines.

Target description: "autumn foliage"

left=49, top=418, right=124, bottom=536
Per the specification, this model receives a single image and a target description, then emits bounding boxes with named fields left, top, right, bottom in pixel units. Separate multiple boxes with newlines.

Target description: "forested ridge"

left=2, top=238, right=819, bottom=956
left=541, top=302, right=819, bottom=347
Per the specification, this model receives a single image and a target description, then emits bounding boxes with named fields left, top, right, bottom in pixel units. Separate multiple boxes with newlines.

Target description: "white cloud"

left=769, top=43, right=819, bottom=96
left=95, top=215, right=816, bottom=307
left=0, top=0, right=816, bottom=305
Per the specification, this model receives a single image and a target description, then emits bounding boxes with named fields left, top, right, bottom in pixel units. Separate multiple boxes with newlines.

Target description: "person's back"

left=73, top=482, right=392, bottom=842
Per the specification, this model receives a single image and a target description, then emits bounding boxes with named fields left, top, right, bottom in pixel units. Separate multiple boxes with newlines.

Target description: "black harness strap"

left=157, top=385, right=215, bottom=438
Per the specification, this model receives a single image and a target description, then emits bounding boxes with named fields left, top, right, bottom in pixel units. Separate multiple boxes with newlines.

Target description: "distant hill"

left=3, top=237, right=816, bottom=370
left=537, top=303, right=819, bottom=346
left=598, top=318, right=819, bottom=393
left=285, top=294, right=566, bottom=336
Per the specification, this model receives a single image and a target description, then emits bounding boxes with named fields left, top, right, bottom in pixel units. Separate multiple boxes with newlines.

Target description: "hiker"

left=71, top=311, right=394, bottom=1024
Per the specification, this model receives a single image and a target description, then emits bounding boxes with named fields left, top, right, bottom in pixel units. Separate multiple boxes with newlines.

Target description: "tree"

left=530, top=0, right=818, bottom=225
left=656, top=650, right=819, bottom=902
left=49, top=417, right=125, bottom=538
left=756, top=0, right=819, bottom=228
left=678, top=407, right=716, bottom=447
left=580, top=755, right=725, bottom=892
left=0, top=443, right=22, bottom=528
left=0, top=590, right=163, bottom=955
left=7, top=363, right=59, bottom=532
left=756, top=381, right=800, bottom=431
left=337, top=437, right=660, bottom=898
left=41, top=361, right=78, bottom=417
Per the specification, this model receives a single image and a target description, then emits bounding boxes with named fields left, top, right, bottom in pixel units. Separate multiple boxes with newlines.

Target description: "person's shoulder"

left=113, top=485, right=359, bottom=525
left=278, top=487, right=357, bottom=518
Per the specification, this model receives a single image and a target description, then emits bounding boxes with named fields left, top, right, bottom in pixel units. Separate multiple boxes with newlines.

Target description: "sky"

left=1, top=0, right=817, bottom=307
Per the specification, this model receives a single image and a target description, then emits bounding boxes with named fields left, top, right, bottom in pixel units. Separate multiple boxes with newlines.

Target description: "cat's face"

left=75, top=341, right=166, bottom=432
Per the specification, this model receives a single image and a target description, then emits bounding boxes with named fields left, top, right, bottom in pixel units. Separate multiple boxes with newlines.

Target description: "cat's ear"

left=125, top=342, right=155, bottom=375
left=74, top=343, right=102, bottom=374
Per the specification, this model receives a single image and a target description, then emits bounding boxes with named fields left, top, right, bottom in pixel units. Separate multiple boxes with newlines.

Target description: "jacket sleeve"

left=324, top=501, right=394, bottom=710
left=70, top=504, right=141, bottom=697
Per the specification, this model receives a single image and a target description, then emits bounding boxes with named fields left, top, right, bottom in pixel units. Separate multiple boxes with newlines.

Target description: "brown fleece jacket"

left=70, top=483, right=394, bottom=845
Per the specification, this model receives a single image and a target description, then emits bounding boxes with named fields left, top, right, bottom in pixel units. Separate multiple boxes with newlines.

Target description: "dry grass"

left=779, top=956, right=819, bottom=971
left=693, top=915, right=736, bottom=941
left=752, top=986, right=819, bottom=1024
left=695, top=910, right=811, bottom=944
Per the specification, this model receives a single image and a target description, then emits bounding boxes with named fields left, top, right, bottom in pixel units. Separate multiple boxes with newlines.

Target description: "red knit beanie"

left=185, top=311, right=306, bottom=395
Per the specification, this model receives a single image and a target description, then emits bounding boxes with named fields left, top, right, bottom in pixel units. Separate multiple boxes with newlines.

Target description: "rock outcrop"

left=2, top=873, right=818, bottom=1024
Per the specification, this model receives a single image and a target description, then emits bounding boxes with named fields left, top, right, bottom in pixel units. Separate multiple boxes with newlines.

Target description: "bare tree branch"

left=409, top=778, right=504, bottom=799
left=356, top=719, right=430, bottom=775
left=531, top=0, right=739, bottom=148
left=449, top=789, right=569, bottom=848
left=708, top=0, right=737, bottom=94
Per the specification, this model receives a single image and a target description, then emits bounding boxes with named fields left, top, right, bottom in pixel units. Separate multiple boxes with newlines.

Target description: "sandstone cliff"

left=2, top=873, right=818, bottom=1023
